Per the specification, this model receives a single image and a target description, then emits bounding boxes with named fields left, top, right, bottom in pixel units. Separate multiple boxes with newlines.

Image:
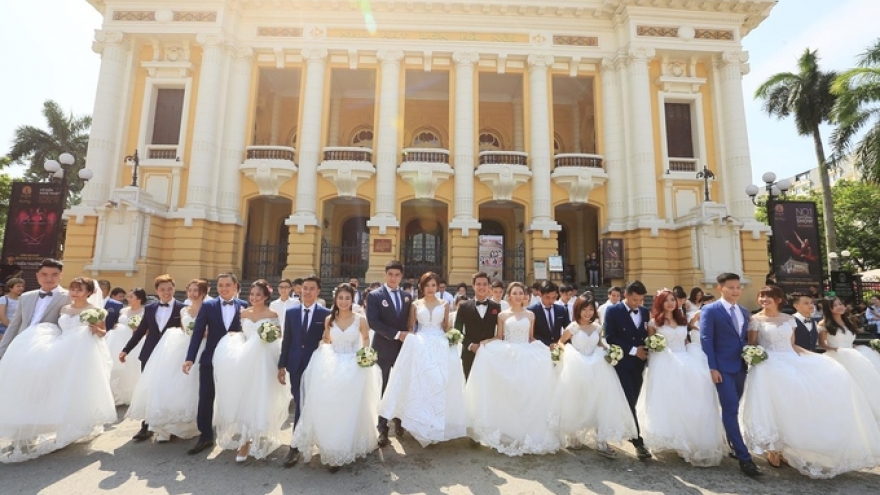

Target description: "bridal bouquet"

left=357, top=347, right=379, bottom=368
left=644, top=334, right=667, bottom=352
left=185, top=321, right=195, bottom=336
left=127, top=315, right=142, bottom=330
left=258, top=321, right=281, bottom=343
left=869, top=339, right=880, bottom=353
left=446, top=328, right=463, bottom=347
left=605, top=344, right=623, bottom=366
left=742, top=345, right=769, bottom=366
left=80, top=308, right=108, bottom=325
left=550, top=345, right=564, bottom=365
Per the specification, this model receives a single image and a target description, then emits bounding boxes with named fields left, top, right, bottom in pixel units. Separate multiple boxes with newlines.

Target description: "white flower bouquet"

left=127, top=315, right=142, bottom=330
left=258, top=321, right=281, bottom=343
left=185, top=321, right=195, bottom=336
left=446, top=328, right=463, bottom=346
left=357, top=347, right=379, bottom=368
left=605, top=344, right=623, bottom=366
left=869, top=339, right=880, bottom=353
left=644, top=334, right=667, bottom=352
left=80, top=308, right=108, bottom=325
left=550, top=345, right=564, bottom=365
left=742, top=345, right=769, bottom=366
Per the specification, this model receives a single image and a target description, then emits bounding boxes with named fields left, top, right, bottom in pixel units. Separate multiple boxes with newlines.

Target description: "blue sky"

left=0, top=0, right=878, bottom=187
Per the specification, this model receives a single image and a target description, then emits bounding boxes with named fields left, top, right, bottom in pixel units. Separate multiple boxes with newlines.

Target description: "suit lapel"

left=41, top=291, right=66, bottom=323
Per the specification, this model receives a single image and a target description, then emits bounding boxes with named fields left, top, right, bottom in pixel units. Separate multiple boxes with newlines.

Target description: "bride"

left=743, top=285, right=880, bottom=478
left=213, top=279, right=290, bottom=462
left=379, top=271, right=466, bottom=447
left=0, top=277, right=117, bottom=463
left=105, top=287, right=147, bottom=405
left=465, top=281, right=559, bottom=456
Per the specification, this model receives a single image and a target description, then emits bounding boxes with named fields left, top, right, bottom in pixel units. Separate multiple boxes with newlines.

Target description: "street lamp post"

left=696, top=163, right=716, bottom=202
left=746, top=172, right=792, bottom=277
left=124, top=150, right=140, bottom=187
left=43, top=153, right=93, bottom=207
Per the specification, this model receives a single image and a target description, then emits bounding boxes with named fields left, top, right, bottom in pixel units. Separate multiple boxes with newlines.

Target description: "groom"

left=700, top=272, right=762, bottom=477
left=366, top=260, right=412, bottom=448
left=0, top=259, right=69, bottom=360
left=454, top=272, right=500, bottom=379
left=182, top=273, right=248, bottom=456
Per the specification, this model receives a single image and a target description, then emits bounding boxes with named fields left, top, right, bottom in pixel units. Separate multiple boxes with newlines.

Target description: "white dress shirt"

left=475, top=298, right=490, bottom=318
left=440, top=291, right=455, bottom=305
left=220, top=298, right=236, bottom=329
left=155, top=300, right=174, bottom=330
left=270, top=297, right=300, bottom=329
left=720, top=299, right=744, bottom=334
left=32, top=286, right=60, bottom=325
left=563, top=299, right=574, bottom=321
left=300, top=302, right=317, bottom=330
left=597, top=301, right=612, bottom=324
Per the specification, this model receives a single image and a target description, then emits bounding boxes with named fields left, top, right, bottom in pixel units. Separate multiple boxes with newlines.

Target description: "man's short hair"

left=110, top=287, right=127, bottom=297
left=385, top=260, right=404, bottom=273
left=624, top=280, right=647, bottom=296
left=716, top=272, right=741, bottom=285
left=491, top=280, right=505, bottom=290
left=217, top=273, right=239, bottom=286
left=154, top=274, right=175, bottom=289
left=608, top=286, right=622, bottom=295
left=292, top=278, right=304, bottom=286
left=472, top=272, right=491, bottom=285
left=303, top=274, right=321, bottom=289
left=39, top=258, right=63, bottom=271
left=539, top=280, right=560, bottom=295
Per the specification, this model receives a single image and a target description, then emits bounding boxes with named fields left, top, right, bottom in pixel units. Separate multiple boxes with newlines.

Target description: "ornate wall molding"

left=173, top=11, right=217, bottom=22
left=553, top=35, right=598, bottom=47
left=257, top=27, right=303, bottom=38
left=695, top=29, right=734, bottom=40
left=637, top=26, right=679, bottom=38
left=113, top=11, right=155, bottom=21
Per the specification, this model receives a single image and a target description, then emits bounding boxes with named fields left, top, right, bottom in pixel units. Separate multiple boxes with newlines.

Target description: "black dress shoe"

left=186, top=439, right=214, bottom=455
left=377, top=431, right=390, bottom=448
left=635, top=445, right=652, bottom=460
left=392, top=419, right=405, bottom=437
left=328, top=465, right=340, bottom=474
left=283, top=447, right=299, bottom=468
left=132, top=425, right=153, bottom=442
left=740, top=459, right=763, bottom=477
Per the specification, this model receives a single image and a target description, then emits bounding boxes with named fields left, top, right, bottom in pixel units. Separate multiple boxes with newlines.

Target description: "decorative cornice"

left=553, top=35, right=598, bottom=47
left=695, top=29, right=734, bottom=41
left=113, top=11, right=155, bottom=21
left=173, top=11, right=217, bottom=22
left=257, top=27, right=303, bottom=38
left=637, top=26, right=678, bottom=38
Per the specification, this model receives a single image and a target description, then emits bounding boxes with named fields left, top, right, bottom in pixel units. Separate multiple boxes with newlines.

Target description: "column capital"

left=626, top=45, right=656, bottom=63
left=452, top=51, right=480, bottom=67
left=527, top=54, right=555, bottom=70
left=600, top=57, right=623, bottom=73
left=718, top=50, right=751, bottom=74
left=195, top=32, right=226, bottom=47
left=301, top=47, right=328, bottom=62
left=376, top=49, right=405, bottom=64
left=231, top=45, right=254, bottom=61
left=92, top=30, right=130, bottom=54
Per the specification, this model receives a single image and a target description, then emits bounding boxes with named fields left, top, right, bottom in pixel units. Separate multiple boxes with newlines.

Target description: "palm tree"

left=832, top=39, right=880, bottom=183
left=754, top=48, right=839, bottom=271
left=7, top=100, right=91, bottom=207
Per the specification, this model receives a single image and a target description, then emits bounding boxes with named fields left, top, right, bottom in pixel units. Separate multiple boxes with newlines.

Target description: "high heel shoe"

left=766, top=451, right=782, bottom=468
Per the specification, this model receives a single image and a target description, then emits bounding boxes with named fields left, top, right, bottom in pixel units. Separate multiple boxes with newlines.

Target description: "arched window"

left=478, top=129, right=503, bottom=151
left=287, top=127, right=298, bottom=147
left=411, top=128, right=442, bottom=148
left=402, top=219, right=445, bottom=278
left=350, top=127, right=374, bottom=147
left=554, top=133, right=564, bottom=154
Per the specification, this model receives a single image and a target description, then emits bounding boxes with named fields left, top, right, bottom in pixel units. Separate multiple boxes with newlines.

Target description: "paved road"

left=1, top=410, right=877, bottom=495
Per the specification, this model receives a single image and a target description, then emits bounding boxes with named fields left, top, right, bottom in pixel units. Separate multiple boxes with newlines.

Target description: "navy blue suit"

left=603, top=301, right=649, bottom=446
left=528, top=302, right=571, bottom=346
left=104, top=298, right=123, bottom=331
left=185, top=296, right=248, bottom=442
left=123, top=300, right=185, bottom=367
left=700, top=300, right=751, bottom=462
left=366, top=286, right=412, bottom=431
left=277, top=303, right=330, bottom=425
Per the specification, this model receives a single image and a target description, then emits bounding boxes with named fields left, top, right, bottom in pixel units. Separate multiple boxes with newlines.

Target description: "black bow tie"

left=158, top=302, right=170, bottom=307
left=476, top=300, right=488, bottom=306
left=39, top=291, right=52, bottom=299
left=630, top=309, right=638, bottom=315
left=222, top=300, right=235, bottom=306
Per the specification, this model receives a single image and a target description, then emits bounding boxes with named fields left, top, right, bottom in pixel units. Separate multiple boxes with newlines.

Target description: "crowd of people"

left=1, top=258, right=880, bottom=480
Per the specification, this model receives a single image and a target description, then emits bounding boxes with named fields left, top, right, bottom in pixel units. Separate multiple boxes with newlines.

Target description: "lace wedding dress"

left=824, top=328, right=880, bottom=425
left=105, top=307, right=144, bottom=405
left=379, top=301, right=466, bottom=446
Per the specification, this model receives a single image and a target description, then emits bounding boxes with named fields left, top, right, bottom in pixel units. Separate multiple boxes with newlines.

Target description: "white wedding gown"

left=549, top=322, right=637, bottom=449
left=293, top=313, right=382, bottom=466
left=465, top=315, right=560, bottom=456
left=0, top=311, right=117, bottom=463
left=213, top=318, right=291, bottom=459
left=824, top=329, right=880, bottom=426
left=856, top=339, right=880, bottom=375
left=637, top=324, right=725, bottom=466
left=127, top=307, right=203, bottom=439
left=105, top=307, right=144, bottom=405
left=379, top=302, right=466, bottom=446
left=743, top=314, right=880, bottom=478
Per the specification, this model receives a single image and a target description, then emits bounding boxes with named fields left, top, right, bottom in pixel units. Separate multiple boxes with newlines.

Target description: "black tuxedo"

left=123, top=300, right=185, bottom=368
left=793, top=315, right=819, bottom=352
left=527, top=302, right=571, bottom=346
left=453, top=299, right=500, bottom=379
left=603, top=301, right=650, bottom=446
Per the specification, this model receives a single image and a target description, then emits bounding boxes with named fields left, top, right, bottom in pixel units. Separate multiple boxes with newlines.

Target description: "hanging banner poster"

left=478, top=235, right=504, bottom=282
left=602, top=238, right=625, bottom=280
left=1, top=182, right=65, bottom=285
left=771, top=201, right=823, bottom=295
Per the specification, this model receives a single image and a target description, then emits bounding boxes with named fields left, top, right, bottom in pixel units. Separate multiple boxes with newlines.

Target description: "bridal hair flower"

left=656, top=288, right=671, bottom=295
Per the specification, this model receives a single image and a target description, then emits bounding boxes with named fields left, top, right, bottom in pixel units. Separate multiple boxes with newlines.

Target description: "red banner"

left=1, top=182, right=65, bottom=285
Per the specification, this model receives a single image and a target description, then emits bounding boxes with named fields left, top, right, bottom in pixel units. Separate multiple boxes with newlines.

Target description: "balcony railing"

left=554, top=153, right=604, bottom=169
left=479, top=151, right=528, bottom=166
left=146, top=144, right=178, bottom=160
left=401, top=148, right=450, bottom=164
left=667, top=157, right=698, bottom=172
left=323, top=146, right=373, bottom=162
left=246, top=146, right=295, bottom=161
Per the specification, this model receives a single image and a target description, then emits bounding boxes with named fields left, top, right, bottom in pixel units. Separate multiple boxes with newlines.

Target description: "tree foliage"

left=0, top=163, right=12, bottom=247
left=832, top=38, right=880, bottom=183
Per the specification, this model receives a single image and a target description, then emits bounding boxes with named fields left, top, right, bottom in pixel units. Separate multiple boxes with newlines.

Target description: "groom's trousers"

left=197, top=363, right=215, bottom=441
left=716, top=369, right=750, bottom=461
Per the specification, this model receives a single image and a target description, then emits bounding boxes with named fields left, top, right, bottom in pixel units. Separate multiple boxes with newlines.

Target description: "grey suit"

left=0, top=287, right=70, bottom=359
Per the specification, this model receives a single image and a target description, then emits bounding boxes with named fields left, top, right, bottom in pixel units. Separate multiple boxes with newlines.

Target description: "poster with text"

left=771, top=201, right=823, bottom=295
left=602, top=238, right=624, bottom=280
left=1, top=182, right=65, bottom=287
left=478, top=235, right=504, bottom=282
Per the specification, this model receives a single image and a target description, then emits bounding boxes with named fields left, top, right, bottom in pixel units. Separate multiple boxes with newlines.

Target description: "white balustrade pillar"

left=449, top=52, right=481, bottom=234
left=270, top=94, right=282, bottom=145
left=572, top=102, right=581, bottom=153
left=513, top=98, right=524, bottom=152
left=327, top=96, right=342, bottom=147
left=81, top=31, right=131, bottom=206
left=217, top=48, right=253, bottom=223
left=288, top=48, right=328, bottom=231
left=601, top=58, right=629, bottom=229
left=717, top=51, right=756, bottom=221
left=625, top=46, right=659, bottom=220
left=367, top=49, right=404, bottom=233
left=527, top=54, right=560, bottom=237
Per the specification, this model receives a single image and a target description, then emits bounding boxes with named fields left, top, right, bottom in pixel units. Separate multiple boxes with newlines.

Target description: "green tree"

left=755, top=48, right=839, bottom=272
left=7, top=100, right=91, bottom=208
left=832, top=39, right=880, bottom=183
left=0, top=170, right=12, bottom=247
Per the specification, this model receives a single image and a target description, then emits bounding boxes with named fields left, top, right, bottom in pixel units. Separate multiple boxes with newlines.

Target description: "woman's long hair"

left=652, top=290, right=688, bottom=327
left=820, top=296, right=858, bottom=336
left=328, top=283, right=356, bottom=327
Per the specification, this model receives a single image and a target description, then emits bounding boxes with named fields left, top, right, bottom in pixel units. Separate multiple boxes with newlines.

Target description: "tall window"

left=664, top=102, right=694, bottom=158
left=151, top=88, right=185, bottom=145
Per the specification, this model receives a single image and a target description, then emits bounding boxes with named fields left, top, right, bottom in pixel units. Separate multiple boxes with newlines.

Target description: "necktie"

left=545, top=307, right=553, bottom=325
left=730, top=305, right=739, bottom=333
left=302, top=308, right=310, bottom=329
left=630, top=309, right=638, bottom=315
left=475, top=300, right=488, bottom=307
left=158, top=302, right=170, bottom=308
left=393, top=290, right=401, bottom=316
left=222, top=300, right=234, bottom=306
left=39, top=291, right=52, bottom=299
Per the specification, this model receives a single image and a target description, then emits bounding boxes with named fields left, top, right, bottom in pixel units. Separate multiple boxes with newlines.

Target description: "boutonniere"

left=404, top=296, right=410, bottom=303
left=491, top=309, right=499, bottom=315
left=382, top=300, right=389, bottom=307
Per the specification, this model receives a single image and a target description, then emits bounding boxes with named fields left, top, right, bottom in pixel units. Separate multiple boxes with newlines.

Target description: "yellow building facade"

left=69, top=1, right=775, bottom=299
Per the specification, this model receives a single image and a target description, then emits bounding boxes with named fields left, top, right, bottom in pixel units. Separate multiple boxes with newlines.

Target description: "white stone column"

left=572, top=102, right=581, bottom=153
left=625, top=46, right=659, bottom=220
left=513, top=98, right=524, bottom=152
left=183, top=34, right=227, bottom=214
left=717, top=51, right=756, bottom=221
left=217, top=48, right=253, bottom=224
left=367, top=49, right=404, bottom=233
left=327, top=96, right=342, bottom=147
left=601, top=58, right=628, bottom=230
left=527, top=54, right=560, bottom=237
left=81, top=31, right=131, bottom=206
left=270, top=94, right=282, bottom=145
left=288, top=48, right=328, bottom=231
left=449, top=52, right=481, bottom=234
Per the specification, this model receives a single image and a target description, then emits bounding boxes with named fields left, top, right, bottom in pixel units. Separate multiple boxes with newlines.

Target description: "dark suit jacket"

left=278, top=303, right=330, bottom=375
left=366, top=286, right=412, bottom=365
left=699, top=300, right=749, bottom=374
left=185, top=297, right=249, bottom=365
left=604, top=302, right=650, bottom=358
left=123, top=300, right=185, bottom=363
left=528, top=302, right=571, bottom=345
left=454, top=299, right=501, bottom=349
left=104, top=298, right=123, bottom=330
left=793, top=315, right=819, bottom=352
